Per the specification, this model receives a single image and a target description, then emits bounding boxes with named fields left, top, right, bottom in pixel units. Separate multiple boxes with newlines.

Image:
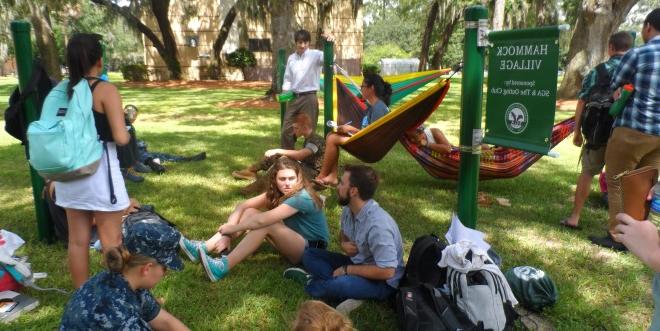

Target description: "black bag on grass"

left=400, top=234, right=447, bottom=287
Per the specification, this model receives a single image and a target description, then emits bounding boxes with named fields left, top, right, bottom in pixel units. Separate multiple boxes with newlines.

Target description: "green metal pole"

left=457, top=6, right=488, bottom=229
left=277, top=48, right=286, bottom=128
left=323, top=39, right=334, bottom=137
left=11, top=20, right=54, bottom=242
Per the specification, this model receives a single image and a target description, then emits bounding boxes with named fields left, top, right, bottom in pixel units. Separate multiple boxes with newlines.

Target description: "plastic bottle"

left=609, top=84, right=634, bottom=117
left=277, top=91, right=294, bottom=103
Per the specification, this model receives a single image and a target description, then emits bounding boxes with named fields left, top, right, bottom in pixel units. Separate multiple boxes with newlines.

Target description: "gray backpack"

left=445, top=254, right=517, bottom=330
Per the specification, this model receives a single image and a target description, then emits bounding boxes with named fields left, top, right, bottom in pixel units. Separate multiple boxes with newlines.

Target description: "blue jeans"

left=302, top=248, right=395, bottom=301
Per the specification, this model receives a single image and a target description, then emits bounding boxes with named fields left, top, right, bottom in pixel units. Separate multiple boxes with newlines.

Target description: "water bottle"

left=609, top=84, right=633, bottom=117
left=277, top=91, right=294, bottom=103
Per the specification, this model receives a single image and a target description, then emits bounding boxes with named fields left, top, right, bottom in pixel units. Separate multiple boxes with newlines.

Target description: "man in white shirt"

left=281, top=30, right=333, bottom=149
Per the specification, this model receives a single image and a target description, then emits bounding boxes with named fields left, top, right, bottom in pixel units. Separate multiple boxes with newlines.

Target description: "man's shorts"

left=581, top=146, right=606, bottom=176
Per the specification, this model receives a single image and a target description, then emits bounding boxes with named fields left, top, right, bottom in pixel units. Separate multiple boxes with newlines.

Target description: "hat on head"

left=124, top=221, right=183, bottom=271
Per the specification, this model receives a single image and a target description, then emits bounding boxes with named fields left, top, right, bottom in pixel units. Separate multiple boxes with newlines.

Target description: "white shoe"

left=335, top=299, right=364, bottom=316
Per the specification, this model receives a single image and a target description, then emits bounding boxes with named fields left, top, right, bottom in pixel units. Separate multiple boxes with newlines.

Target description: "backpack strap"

left=103, top=142, right=117, bottom=205
left=594, top=63, right=611, bottom=87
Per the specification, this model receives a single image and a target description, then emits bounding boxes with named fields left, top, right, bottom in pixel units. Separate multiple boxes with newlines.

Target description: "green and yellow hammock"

left=332, top=70, right=575, bottom=180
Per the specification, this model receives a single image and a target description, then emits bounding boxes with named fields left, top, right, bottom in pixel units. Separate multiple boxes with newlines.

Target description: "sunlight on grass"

left=0, top=73, right=656, bottom=330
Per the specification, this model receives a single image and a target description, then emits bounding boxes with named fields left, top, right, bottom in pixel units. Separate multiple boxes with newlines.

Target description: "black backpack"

left=4, top=60, right=57, bottom=145
left=396, top=235, right=481, bottom=331
left=580, top=63, right=615, bottom=149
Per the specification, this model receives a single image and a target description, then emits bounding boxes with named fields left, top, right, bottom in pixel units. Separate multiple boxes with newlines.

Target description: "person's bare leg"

left=265, top=223, right=306, bottom=264
left=225, top=227, right=270, bottom=269
left=205, top=208, right=260, bottom=254
left=95, top=210, right=124, bottom=254
left=66, top=209, right=93, bottom=288
left=565, top=172, right=593, bottom=226
left=317, top=134, right=348, bottom=185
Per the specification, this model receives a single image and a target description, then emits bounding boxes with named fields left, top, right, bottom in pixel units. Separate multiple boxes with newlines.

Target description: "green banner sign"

left=483, top=26, right=561, bottom=155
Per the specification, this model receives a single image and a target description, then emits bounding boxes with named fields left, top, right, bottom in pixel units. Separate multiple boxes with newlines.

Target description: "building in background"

left=141, top=0, right=363, bottom=81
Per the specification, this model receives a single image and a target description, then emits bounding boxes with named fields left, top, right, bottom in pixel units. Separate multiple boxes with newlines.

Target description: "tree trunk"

left=213, top=5, right=237, bottom=63
left=28, top=2, right=61, bottom=80
left=557, top=0, right=638, bottom=99
left=150, top=0, right=180, bottom=80
left=269, top=0, right=295, bottom=95
left=418, top=1, right=439, bottom=71
left=91, top=0, right=182, bottom=80
left=430, top=9, right=461, bottom=69
left=492, top=0, right=505, bottom=31
left=315, top=0, right=333, bottom=49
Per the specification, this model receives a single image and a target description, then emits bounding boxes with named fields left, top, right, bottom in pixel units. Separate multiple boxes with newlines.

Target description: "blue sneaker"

left=200, top=248, right=229, bottom=282
left=179, top=237, right=204, bottom=263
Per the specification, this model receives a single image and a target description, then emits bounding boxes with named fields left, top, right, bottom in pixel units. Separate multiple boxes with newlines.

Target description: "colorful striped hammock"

left=399, top=117, right=576, bottom=180
left=332, top=71, right=451, bottom=163
left=332, top=69, right=576, bottom=180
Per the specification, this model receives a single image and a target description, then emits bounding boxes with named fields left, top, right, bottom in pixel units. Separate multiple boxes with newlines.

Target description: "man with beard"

left=284, top=164, right=404, bottom=315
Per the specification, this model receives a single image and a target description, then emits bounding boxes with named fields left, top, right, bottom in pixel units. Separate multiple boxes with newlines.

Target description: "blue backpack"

left=27, top=79, right=104, bottom=181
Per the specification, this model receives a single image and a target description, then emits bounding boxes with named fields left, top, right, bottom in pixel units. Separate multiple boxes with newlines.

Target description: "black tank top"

left=86, top=78, right=114, bottom=142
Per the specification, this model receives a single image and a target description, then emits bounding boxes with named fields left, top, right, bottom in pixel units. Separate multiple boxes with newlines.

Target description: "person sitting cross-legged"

left=285, top=164, right=404, bottom=315
left=179, top=157, right=330, bottom=281
left=232, top=113, right=324, bottom=194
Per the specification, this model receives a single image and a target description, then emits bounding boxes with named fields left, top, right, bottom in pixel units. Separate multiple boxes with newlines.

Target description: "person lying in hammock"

left=405, top=125, right=492, bottom=155
left=314, top=73, right=392, bottom=187
left=404, top=125, right=453, bottom=154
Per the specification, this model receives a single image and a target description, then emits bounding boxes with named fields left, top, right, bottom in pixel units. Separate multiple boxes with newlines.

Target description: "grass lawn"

left=0, top=73, right=654, bottom=330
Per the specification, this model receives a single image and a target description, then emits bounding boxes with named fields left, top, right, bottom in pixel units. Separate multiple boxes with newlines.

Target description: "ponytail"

left=363, top=73, right=392, bottom=106
left=66, top=33, right=103, bottom=100
left=104, top=246, right=156, bottom=273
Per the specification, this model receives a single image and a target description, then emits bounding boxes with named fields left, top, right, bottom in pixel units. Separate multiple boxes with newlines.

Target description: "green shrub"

left=226, top=48, right=256, bottom=70
left=361, top=63, right=381, bottom=75
left=363, top=43, right=411, bottom=65
left=120, top=64, right=148, bottom=81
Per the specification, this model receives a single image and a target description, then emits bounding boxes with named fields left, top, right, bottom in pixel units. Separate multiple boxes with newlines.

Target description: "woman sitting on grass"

left=314, top=73, right=392, bottom=187
left=179, top=157, right=329, bottom=281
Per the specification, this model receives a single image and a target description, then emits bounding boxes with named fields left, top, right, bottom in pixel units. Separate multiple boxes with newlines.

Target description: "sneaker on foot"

left=589, top=233, right=627, bottom=252
left=335, top=299, right=364, bottom=316
left=283, top=267, right=312, bottom=286
left=184, top=152, right=206, bottom=162
left=133, top=162, right=152, bottom=173
left=232, top=169, right=257, bottom=180
left=179, top=237, right=204, bottom=263
left=200, top=248, right=229, bottom=282
left=122, top=167, right=145, bottom=183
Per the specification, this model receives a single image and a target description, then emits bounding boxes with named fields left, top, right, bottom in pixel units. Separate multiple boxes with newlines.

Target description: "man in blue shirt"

left=591, top=9, right=660, bottom=250
left=284, top=164, right=404, bottom=315
left=560, top=31, right=632, bottom=230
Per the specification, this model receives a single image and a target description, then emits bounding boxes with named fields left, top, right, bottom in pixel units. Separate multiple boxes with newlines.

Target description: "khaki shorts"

left=581, top=146, right=606, bottom=176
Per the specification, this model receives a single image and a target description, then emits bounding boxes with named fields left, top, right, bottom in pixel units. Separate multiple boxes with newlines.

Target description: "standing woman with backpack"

left=55, top=33, right=130, bottom=288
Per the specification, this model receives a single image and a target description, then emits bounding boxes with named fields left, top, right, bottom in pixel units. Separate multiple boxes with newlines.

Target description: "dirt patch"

left=120, top=80, right=271, bottom=90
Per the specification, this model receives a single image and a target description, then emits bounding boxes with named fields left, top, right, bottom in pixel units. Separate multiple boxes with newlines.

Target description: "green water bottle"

left=277, top=91, right=294, bottom=103
left=609, top=84, right=633, bottom=117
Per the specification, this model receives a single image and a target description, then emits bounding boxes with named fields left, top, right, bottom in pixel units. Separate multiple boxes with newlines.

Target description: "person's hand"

left=124, top=198, right=140, bottom=214
left=265, top=149, right=281, bottom=157
left=614, top=213, right=659, bottom=262
left=321, top=32, right=335, bottom=42
left=572, top=131, right=583, bottom=147
left=218, top=223, right=239, bottom=235
left=612, top=87, right=622, bottom=101
left=341, top=241, right=358, bottom=257
left=332, top=266, right=346, bottom=277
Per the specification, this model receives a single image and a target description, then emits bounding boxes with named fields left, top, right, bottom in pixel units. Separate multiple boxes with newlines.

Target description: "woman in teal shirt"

left=179, top=157, right=329, bottom=281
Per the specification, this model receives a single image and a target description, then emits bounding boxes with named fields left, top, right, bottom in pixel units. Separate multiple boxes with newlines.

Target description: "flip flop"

left=559, top=219, right=582, bottom=230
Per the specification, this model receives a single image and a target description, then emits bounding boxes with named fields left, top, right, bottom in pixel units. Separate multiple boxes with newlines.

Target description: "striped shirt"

left=610, top=35, right=660, bottom=136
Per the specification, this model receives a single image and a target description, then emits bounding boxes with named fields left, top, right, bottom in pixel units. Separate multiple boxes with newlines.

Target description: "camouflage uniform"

left=60, top=221, right=183, bottom=330
left=59, top=271, right=160, bottom=330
